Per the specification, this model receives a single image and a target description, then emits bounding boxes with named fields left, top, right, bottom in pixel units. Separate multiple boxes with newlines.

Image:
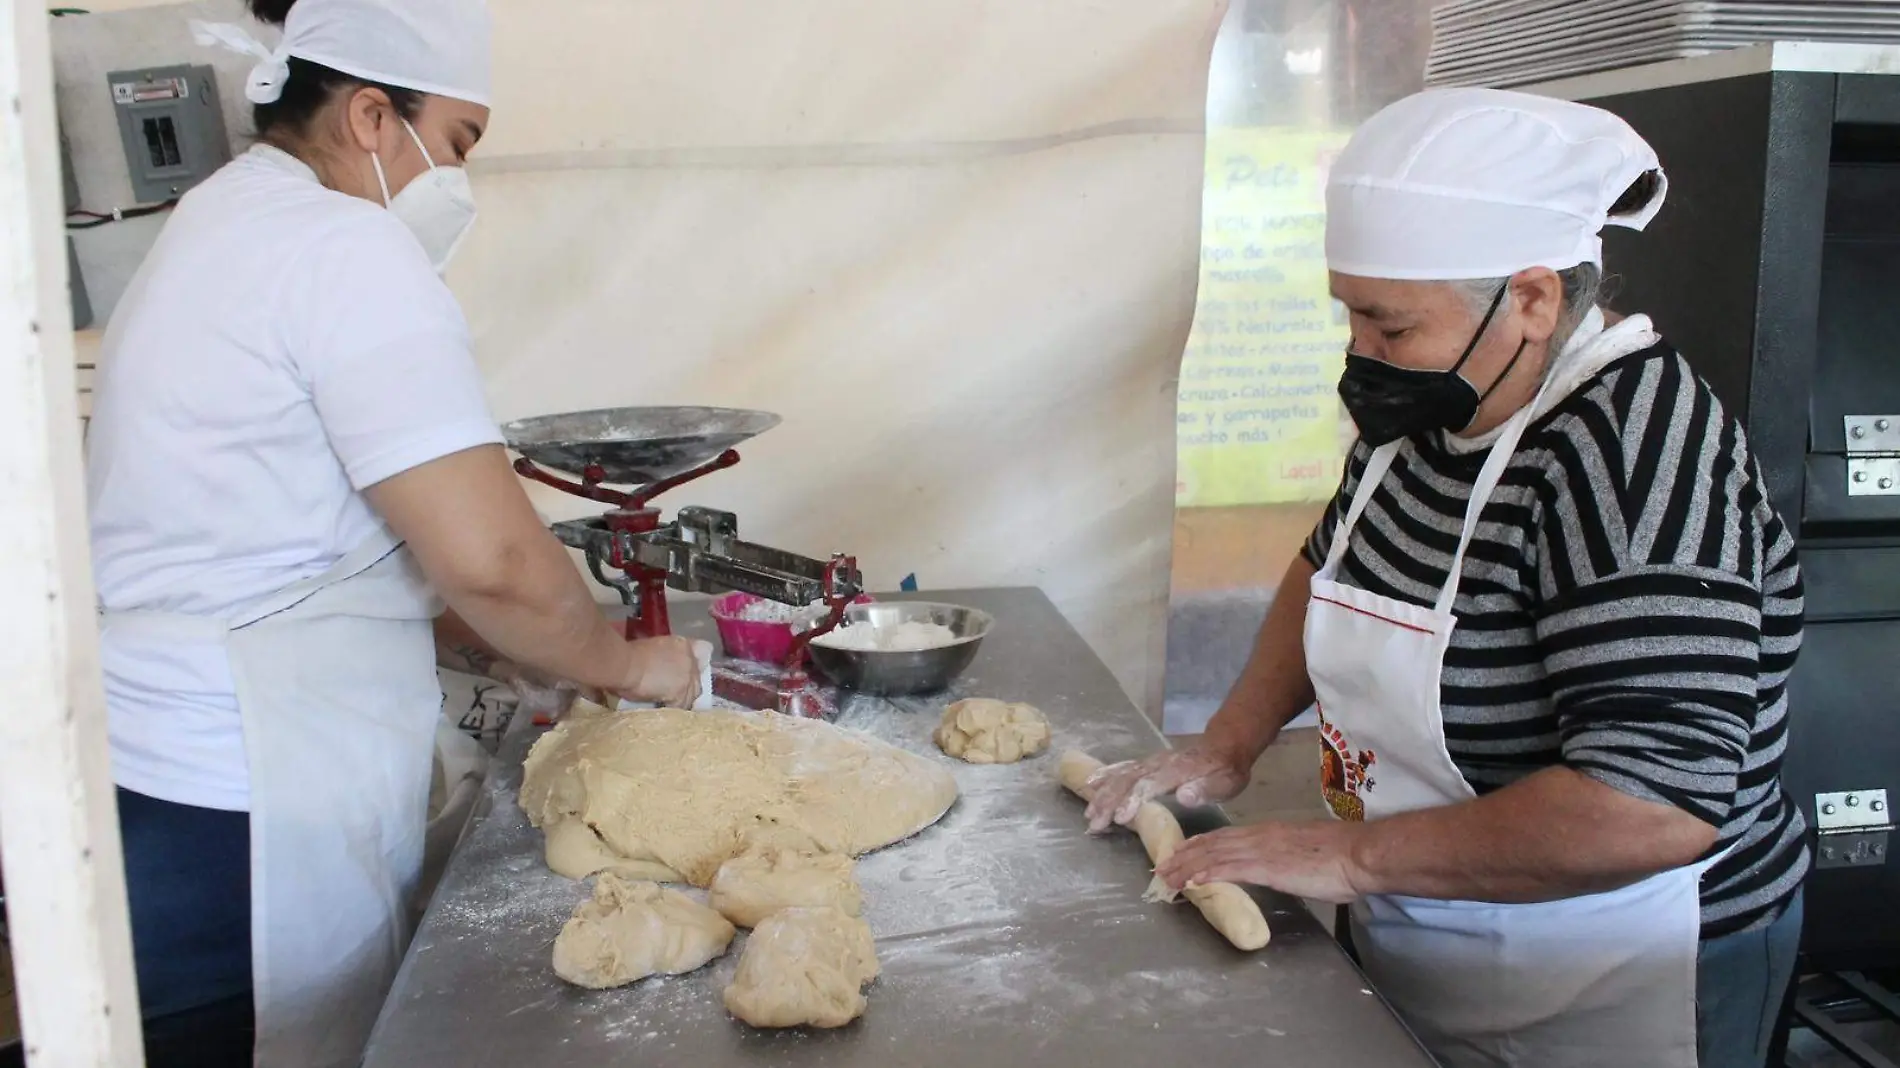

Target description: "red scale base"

left=515, top=449, right=848, bottom=722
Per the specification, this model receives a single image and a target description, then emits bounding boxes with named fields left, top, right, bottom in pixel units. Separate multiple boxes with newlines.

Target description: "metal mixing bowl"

left=805, top=602, right=993, bottom=697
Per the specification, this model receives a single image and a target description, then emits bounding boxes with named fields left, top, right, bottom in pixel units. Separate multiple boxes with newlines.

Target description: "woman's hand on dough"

left=1155, top=820, right=1368, bottom=906
left=1082, top=745, right=1251, bottom=834
left=614, top=636, right=702, bottom=709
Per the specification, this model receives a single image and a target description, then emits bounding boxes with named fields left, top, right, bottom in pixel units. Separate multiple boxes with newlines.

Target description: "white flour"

left=811, top=621, right=959, bottom=652
left=729, top=599, right=832, bottom=629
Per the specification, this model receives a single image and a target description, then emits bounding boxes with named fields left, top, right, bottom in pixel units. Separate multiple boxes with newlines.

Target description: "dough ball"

left=710, top=846, right=862, bottom=928
left=723, top=907, right=879, bottom=1029
left=551, top=875, right=734, bottom=990
left=544, top=818, right=685, bottom=883
left=933, top=699, right=1051, bottom=764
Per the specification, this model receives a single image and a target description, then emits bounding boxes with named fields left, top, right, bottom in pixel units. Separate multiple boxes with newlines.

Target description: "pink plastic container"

left=710, top=592, right=874, bottom=665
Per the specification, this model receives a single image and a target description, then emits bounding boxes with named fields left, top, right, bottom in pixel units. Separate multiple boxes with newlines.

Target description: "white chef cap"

left=192, top=0, right=491, bottom=108
left=1324, top=88, right=1666, bottom=281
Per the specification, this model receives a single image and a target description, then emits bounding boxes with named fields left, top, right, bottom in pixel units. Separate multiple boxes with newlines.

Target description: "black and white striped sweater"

left=1305, top=340, right=1808, bottom=937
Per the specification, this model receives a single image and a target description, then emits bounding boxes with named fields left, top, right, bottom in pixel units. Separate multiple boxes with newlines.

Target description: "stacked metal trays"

left=1425, top=0, right=1900, bottom=88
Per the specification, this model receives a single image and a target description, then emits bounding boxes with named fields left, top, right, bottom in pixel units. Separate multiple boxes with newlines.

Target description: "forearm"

left=436, top=537, right=632, bottom=693
left=1347, top=766, right=1719, bottom=902
left=1202, top=554, right=1319, bottom=763
left=435, top=608, right=504, bottom=677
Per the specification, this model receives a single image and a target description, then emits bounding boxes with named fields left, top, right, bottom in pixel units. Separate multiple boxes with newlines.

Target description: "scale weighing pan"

left=501, top=406, right=782, bottom=485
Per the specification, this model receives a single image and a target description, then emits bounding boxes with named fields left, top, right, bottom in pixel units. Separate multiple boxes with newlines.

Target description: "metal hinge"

left=1844, top=416, right=1900, bottom=496
left=1815, top=789, right=1891, bottom=870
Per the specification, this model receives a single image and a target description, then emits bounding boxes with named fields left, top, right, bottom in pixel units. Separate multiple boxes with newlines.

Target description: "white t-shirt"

left=87, top=145, right=502, bottom=811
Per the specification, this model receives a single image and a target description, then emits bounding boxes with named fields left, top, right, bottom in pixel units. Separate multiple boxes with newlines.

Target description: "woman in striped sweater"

left=1088, top=88, right=1806, bottom=1068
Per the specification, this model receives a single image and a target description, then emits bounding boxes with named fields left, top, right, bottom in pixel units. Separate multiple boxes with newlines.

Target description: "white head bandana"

left=1324, top=88, right=1666, bottom=281
left=191, top=0, right=491, bottom=107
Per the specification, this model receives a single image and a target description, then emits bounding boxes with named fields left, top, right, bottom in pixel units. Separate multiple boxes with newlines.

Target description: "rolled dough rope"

left=1057, top=749, right=1270, bottom=951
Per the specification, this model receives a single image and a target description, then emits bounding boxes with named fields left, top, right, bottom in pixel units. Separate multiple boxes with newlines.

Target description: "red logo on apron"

left=1318, top=708, right=1377, bottom=823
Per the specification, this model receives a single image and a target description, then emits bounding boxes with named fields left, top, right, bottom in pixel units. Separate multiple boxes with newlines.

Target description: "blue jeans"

left=117, top=787, right=254, bottom=1068
left=1696, top=890, right=1804, bottom=1068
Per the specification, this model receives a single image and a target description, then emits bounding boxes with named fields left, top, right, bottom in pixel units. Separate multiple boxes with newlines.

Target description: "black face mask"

left=1337, top=282, right=1528, bottom=447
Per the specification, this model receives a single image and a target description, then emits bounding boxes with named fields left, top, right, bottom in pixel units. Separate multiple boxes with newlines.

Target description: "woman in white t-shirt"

left=82, top=2, right=696, bottom=1066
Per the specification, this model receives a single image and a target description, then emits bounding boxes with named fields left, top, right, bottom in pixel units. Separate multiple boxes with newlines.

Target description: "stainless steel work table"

left=363, top=587, right=1436, bottom=1066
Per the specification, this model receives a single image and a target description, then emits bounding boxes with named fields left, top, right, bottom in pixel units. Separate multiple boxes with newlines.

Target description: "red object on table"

left=513, top=451, right=741, bottom=642
left=511, top=444, right=863, bottom=721
left=708, top=591, right=875, bottom=663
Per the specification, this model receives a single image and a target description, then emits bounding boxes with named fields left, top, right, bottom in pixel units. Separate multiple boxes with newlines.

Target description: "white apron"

left=105, top=527, right=442, bottom=1068
left=1304, top=350, right=1718, bottom=1068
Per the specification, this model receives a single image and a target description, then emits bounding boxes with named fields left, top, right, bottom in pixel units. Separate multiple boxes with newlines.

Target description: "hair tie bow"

left=190, top=20, right=291, bottom=104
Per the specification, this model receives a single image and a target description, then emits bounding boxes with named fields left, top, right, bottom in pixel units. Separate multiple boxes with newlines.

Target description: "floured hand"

left=614, top=636, right=703, bottom=708
left=1156, top=820, right=1367, bottom=906
left=1082, top=744, right=1251, bottom=834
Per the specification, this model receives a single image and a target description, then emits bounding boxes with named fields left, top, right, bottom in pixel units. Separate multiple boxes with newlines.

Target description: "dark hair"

left=245, top=0, right=296, bottom=21
left=1609, top=169, right=1664, bottom=218
left=245, top=0, right=422, bottom=139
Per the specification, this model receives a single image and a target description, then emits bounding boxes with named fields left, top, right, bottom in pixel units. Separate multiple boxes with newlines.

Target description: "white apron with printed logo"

left=1302, top=345, right=1718, bottom=1067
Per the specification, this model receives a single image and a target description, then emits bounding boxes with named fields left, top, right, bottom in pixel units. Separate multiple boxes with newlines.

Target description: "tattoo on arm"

left=444, top=642, right=499, bottom=677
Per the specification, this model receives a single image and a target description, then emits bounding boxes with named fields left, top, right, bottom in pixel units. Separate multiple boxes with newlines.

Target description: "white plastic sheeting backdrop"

left=1162, top=0, right=1441, bottom=733
left=53, top=0, right=1229, bottom=717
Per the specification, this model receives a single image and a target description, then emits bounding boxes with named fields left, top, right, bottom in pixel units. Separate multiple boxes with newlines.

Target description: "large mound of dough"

left=933, top=698, right=1051, bottom=764
left=710, top=844, right=862, bottom=928
left=544, top=818, right=683, bottom=882
left=551, top=875, right=735, bottom=989
left=521, top=703, right=958, bottom=886
left=723, top=906, right=879, bottom=1028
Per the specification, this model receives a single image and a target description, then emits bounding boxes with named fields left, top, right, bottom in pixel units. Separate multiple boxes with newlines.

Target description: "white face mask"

left=370, top=118, right=477, bottom=274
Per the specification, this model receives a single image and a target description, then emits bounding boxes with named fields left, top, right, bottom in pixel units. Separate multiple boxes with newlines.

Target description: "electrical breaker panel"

left=106, top=63, right=232, bottom=204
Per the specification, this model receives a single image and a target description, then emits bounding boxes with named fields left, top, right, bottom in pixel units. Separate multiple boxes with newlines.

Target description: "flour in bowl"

left=810, top=621, right=960, bottom=652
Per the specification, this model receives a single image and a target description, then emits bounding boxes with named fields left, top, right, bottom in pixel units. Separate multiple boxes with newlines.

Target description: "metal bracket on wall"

left=1845, top=416, right=1900, bottom=496
left=1814, top=788, right=1891, bottom=870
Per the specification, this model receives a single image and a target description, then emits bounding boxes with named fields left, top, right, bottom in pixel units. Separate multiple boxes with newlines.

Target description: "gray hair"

left=1444, top=263, right=1605, bottom=353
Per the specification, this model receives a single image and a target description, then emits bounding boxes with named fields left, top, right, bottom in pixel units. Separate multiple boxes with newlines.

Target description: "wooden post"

left=0, top=1, right=145, bottom=1065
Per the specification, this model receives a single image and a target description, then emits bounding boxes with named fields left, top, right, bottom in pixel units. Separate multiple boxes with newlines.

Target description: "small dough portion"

left=723, top=907, right=879, bottom=1029
left=711, top=845, right=862, bottom=929
left=551, top=875, right=735, bottom=989
left=934, top=698, right=1051, bottom=764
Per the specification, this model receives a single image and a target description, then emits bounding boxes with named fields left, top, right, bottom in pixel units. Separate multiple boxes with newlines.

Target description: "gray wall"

left=52, top=0, right=256, bottom=325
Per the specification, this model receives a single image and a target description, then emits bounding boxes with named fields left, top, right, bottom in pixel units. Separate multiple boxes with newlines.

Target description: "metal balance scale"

left=502, top=406, right=863, bottom=718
